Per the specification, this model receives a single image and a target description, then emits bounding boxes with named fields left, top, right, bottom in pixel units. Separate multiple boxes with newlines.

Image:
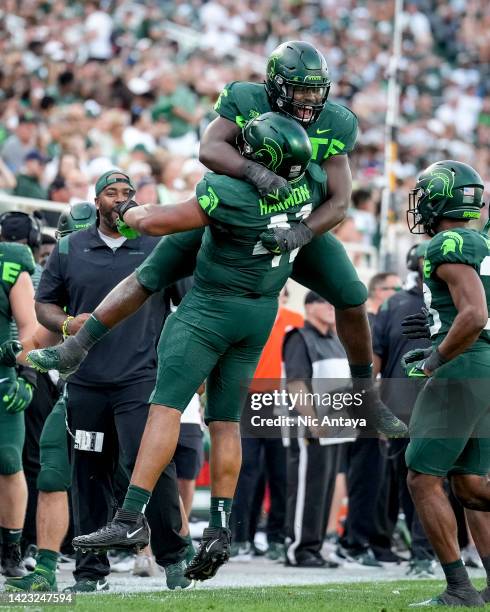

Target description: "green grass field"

left=42, top=579, right=486, bottom=611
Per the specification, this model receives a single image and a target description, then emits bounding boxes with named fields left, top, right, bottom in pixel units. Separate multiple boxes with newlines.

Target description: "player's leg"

left=291, top=234, right=407, bottom=437
left=186, top=297, right=277, bottom=581
left=71, top=304, right=226, bottom=553
left=0, top=397, right=27, bottom=578
left=464, top=509, right=490, bottom=602
left=405, top=377, right=485, bottom=607
left=6, top=394, right=71, bottom=592
left=27, top=229, right=205, bottom=375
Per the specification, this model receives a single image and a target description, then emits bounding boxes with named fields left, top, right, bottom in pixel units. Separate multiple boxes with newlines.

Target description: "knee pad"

left=37, top=467, right=71, bottom=492
left=0, top=446, right=23, bottom=475
left=337, top=280, right=368, bottom=310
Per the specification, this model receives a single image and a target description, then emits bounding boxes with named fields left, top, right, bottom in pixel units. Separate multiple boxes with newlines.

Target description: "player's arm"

left=305, top=154, right=352, bottom=234
left=435, top=263, right=488, bottom=362
left=199, top=117, right=291, bottom=199
left=121, top=197, right=209, bottom=237
left=10, top=271, right=37, bottom=342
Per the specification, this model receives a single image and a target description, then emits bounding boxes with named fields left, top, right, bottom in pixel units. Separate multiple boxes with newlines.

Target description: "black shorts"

left=174, top=424, right=204, bottom=480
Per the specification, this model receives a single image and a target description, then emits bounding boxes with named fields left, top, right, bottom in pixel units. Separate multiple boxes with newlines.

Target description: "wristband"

left=62, top=316, right=74, bottom=339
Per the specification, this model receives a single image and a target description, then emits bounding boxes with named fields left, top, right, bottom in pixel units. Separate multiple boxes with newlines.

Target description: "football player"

left=26, top=41, right=406, bottom=439
left=401, top=160, right=490, bottom=607
left=32, top=113, right=373, bottom=581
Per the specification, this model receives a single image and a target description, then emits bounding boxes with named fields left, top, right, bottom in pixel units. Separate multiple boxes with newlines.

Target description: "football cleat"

left=27, top=342, right=86, bottom=376
left=63, top=578, right=109, bottom=593
left=1, top=543, right=27, bottom=578
left=409, top=589, right=485, bottom=607
left=72, top=509, right=149, bottom=553
left=353, top=384, right=408, bottom=438
left=184, top=527, right=231, bottom=581
left=165, top=560, right=194, bottom=590
left=5, top=567, right=57, bottom=592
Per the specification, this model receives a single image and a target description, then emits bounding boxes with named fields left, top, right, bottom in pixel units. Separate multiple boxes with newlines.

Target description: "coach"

left=34, top=171, right=187, bottom=592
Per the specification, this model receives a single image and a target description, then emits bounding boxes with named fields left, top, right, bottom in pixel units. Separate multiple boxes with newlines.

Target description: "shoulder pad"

left=0, top=242, right=35, bottom=275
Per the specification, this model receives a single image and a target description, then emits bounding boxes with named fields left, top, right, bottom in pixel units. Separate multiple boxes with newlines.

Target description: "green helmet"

left=238, top=112, right=312, bottom=181
left=265, top=41, right=331, bottom=127
left=56, top=202, right=97, bottom=239
left=407, top=160, right=485, bottom=236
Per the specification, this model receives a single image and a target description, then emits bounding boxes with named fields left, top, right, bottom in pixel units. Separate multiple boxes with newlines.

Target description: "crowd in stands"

left=0, top=0, right=489, bottom=246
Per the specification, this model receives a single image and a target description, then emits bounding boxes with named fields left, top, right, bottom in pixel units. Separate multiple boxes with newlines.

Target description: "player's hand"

left=2, top=377, right=33, bottom=413
left=401, top=347, right=434, bottom=378
left=116, top=218, right=141, bottom=239
left=243, top=161, right=292, bottom=201
left=0, top=340, right=23, bottom=367
left=260, top=222, right=314, bottom=255
left=401, top=308, right=430, bottom=339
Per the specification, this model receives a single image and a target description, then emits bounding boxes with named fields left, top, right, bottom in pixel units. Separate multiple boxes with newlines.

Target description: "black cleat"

left=1, top=543, right=27, bottom=578
left=184, top=527, right=231, bottom=581
left=354, top=384, right=408, bottom=438
left=72, top=509, right=149, bottom=553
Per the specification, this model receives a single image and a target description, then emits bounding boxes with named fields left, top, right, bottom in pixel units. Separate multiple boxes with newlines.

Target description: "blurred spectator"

left=12, top=151, right=48, bottom=200
left=36, top=234, right=57, bottom=267
left=366, top=272, right=402, bottom=322
left=1, top=114, right=38, bottom=175
left=84, top=1, right=114, bottom=62
left=135, top=177, right=159, bottom=205
left=65, top=169, right=90, bottom=205
left=349, top=189, right=379, bottom=247
left=0, top=157, right=16, bottom=192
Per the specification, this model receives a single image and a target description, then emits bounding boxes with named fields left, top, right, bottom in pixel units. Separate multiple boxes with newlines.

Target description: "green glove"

left=116, top=218, right=140, bottom=239
left=260, top=221, right=314, bottom=255
left=401, top=348, right=433, bottom=378
left=0, top=340, right=23, bottom=367
left=2, top=377, right=33, bottom=413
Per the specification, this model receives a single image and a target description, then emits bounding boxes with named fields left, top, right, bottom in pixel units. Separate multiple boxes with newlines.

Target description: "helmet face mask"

left=238, top=112, right=312, bottom=181
left=407, top=161, right=485, bottom=236
left=265, top=41, right=331, bottom=128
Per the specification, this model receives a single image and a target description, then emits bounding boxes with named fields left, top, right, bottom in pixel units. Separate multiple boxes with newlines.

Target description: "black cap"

left=304, top=291, right=327, bottom=305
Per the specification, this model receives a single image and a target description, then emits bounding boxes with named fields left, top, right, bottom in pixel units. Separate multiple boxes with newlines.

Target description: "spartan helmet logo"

left=255, top=137, right=284, bottom=173
left=426, top=168, right=455, bottom=200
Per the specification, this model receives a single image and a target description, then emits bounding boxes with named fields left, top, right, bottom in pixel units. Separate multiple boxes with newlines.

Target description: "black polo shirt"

left=372, top=285, right=430, bottom=410
left=36, top=224, right=164, bottom=387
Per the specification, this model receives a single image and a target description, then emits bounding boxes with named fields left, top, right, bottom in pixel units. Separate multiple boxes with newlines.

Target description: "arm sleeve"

left=35, top=244, right=69, bottom=307
left=282, top=330, right=312, bottom=380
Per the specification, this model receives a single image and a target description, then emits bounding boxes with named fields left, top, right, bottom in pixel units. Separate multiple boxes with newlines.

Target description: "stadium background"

left=0, top=0, right=489, bottom=605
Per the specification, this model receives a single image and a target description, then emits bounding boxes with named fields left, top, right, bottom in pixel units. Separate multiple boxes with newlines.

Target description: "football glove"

left=401, top=347, right=447, bottom=378
left=115, top=198, right=139, bottom=221
left=116, top=218, right=140, bottom=239
left=401, top=308, right=430, bottom=339
left=243, top=161, right=292, bottom=201
left=260, top=221, right=314, bottom=255
left=2, top=377, right=33, bottom=414
left=0, top=340, right=23, bottom=367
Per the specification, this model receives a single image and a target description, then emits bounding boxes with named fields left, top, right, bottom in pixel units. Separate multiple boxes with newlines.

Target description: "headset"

left=0, top=211, right=42, bottom=249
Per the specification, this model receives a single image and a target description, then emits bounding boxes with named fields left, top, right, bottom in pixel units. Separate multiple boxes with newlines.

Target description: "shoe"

left=373, top=548, right=403, bottom=564
left=184, top=527, right=231, bottom=581
left=462, top=544, right=483, bottom=569
left=63, top=578, right=109, bottom=593
left=133, top=554, right=159, bottom=577
left=406, top=558, right=436, bottom=578
left=27, top=343, right=86, bottom=377
left=230, top=541, right=252, bottom=562
left=5, top=567, right=57, bottom=592
left=72, top=509, right=149, bottom=553
left=336, top=545, right=383, bottom=567
left=265, top=542, right=285, bottom=561
left=409, top=588, right=485, bottom=607
left=1, top=543, right=28, bottom=577
left=165, top=560, right=194, bottom=590
left=111, top=551, right=135, bottom=573
left=287, top=550, right=338, bottom=568
left=23, top=544, right=38, bottom=572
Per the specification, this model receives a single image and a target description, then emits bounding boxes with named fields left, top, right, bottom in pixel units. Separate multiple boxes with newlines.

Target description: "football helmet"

left=56, top=202, right=97, bottom=238
left=265, top=41, right=331, bottom=127
left=407, top=160, right=485, bottom=236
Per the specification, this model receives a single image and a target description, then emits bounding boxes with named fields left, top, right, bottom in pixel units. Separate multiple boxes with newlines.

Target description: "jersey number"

left=253, top=205, right=312, bottom=267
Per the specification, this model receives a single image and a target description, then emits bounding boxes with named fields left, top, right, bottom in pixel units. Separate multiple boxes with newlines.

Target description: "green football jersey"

left=0, top=242, right=35, bottom=379
left=423, top=227, right=490, bottom=344
left=195, top=166, right=326, bottom=297
left=214, top=81, right=358, bottom=165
